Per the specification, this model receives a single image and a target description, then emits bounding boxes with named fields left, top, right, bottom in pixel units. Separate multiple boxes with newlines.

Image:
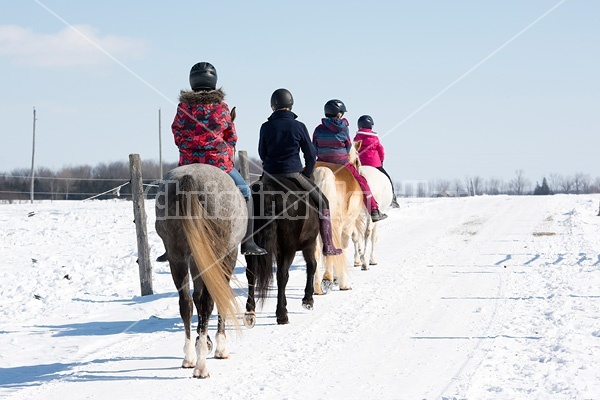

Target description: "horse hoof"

left=276, top=316, right=289, bottom=325
left=369, top=262, right=378, bottom=266
left=181, top=359, right=196, bottom=368
left=193, top=369, right=210, bottom=379
left=321, top=280, right=333, bottom=294
left=214, top=350, right=230, bottom=359
left=244, top=312, right=256, bottom=329
left=354, top=262, right=361, bottom=267
left=302, top=300, right=314, bottom=310
left=361, top=265, right=369, bottom=271
left=339, top=286, right=353, bottom=291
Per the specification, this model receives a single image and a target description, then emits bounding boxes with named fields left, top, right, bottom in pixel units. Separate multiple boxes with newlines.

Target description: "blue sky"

left=1, top=0, right=598, bottom=183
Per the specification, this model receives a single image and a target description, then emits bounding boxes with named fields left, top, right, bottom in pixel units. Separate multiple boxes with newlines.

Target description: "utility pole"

left=158, top=108, right=163, bottom=178
left=30, top=107, right=37, bottom=204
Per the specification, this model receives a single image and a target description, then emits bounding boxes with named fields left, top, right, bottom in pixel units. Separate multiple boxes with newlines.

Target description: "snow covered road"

left=1, top=195, right=599, bottom=399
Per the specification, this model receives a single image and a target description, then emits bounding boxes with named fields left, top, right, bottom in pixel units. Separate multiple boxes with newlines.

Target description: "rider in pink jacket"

left=353, top=115, right=400, bottom=208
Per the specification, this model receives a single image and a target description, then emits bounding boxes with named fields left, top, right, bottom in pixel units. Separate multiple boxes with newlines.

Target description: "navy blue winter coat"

left=259, top=110, right=316, bottom=175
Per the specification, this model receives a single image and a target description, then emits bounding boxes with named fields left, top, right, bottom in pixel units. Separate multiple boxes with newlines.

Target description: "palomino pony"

left=312, top=142, right=364, bottom=293
left=352, top=165, right=393, bottom=270
left=244, top=176, right=320, bottom=325
left=155, top=164, right=244, bottom=378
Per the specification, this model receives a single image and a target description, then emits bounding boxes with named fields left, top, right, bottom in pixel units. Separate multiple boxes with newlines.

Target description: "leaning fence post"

left=238, top=150, right=250, bottom=182
left=129, top=153, right=153, bottom=296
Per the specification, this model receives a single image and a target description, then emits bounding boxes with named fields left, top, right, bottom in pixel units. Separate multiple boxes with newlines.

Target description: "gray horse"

left=155, top=163, right=245, bottom=378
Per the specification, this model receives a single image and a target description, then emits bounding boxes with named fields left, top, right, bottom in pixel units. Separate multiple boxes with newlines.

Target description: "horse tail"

left=328, top=218, right=348, bottom=283
left=178, top=174, right=240, bottom=329
left=313, top=166, right=347, bottom=272
left=313, top=166, right=341, bottom=246
left=250, top=190, right=278, bottom=305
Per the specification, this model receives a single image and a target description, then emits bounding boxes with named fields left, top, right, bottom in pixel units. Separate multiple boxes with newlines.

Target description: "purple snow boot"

left=319, top=209, right=343, bottom=256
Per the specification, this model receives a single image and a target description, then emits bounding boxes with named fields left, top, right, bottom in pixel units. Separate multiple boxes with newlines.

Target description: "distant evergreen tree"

left=534, top=177, right=552, bottom=195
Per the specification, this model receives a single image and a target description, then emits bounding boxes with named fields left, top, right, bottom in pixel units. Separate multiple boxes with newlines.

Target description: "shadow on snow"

left=0, top=356, right=183, bottom=388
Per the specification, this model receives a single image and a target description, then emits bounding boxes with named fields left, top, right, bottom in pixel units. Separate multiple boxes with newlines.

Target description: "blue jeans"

left=228, top=168, right=250, bottom=199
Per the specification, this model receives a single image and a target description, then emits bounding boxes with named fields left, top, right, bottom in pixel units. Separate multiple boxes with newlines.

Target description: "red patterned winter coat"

left=172, top=89, right=237, bottom=172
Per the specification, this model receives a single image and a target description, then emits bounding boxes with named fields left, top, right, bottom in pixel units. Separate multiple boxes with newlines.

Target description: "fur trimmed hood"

left=178, top=88, right=226, bottom=105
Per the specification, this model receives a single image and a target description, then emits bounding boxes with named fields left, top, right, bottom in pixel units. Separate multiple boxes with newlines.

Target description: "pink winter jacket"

left=353, top=129, right=384, bottom=168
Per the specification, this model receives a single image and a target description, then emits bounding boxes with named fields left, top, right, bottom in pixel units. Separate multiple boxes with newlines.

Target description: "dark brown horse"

left=155, top=163, right=244, bottom=378
left=244, top=176, right=320, bottom=325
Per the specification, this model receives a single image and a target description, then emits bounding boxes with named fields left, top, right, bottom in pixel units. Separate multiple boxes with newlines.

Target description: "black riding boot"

left=370, top=209, right=388, bottom=223
left=319, top=209, right=343, bottom=256
left=241, top=197, right=267, bottom=256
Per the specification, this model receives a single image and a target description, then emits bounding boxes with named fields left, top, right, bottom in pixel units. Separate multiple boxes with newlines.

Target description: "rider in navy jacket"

left=258, top=89, right=342, bottom=256
left=259, top=110, right=316, bottom=176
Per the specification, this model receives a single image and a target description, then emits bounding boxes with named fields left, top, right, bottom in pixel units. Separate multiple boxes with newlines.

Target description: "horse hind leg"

left=313, top=237, right=335, bottom=294
left=190, top=262, right=215, bottom=378
left=275, top=253, right=294, bottom=324
left=213, top=249, right=235, bottom=358
left=214, top=314, right=229, bottom=359
left=352, top=227, right=367, bottom=268
left=192, top=298, right=213, bottom=378
left=244, top=255, right=257, bottom=329
left=369, top=224, right=379, bottom=266
left=302, top=246, right=317, bottom=310
left=170, top=260, right=196, bottom=368
left=332, top=252, right=352, bottom=291
left=313, top=241, right=327, bottom=295
left=320, top=255, right=335, bottom=294
left=361, top=225, right=371, bottom=271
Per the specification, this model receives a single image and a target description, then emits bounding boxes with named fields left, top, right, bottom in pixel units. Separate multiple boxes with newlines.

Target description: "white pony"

left=352, top=165, right=393, bottom=270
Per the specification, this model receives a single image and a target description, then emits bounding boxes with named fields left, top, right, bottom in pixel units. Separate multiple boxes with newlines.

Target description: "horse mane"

left=348, top=141, right=362, bottom=171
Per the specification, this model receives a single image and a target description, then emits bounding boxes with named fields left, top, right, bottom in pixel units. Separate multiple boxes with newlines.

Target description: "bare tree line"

left=419, top=170, right=600, bottom=197
left=0, top=160, right=176, bottom=202
left=1, top=161, right=598, bottom=202
left=0, top=157, right=265, bottom=202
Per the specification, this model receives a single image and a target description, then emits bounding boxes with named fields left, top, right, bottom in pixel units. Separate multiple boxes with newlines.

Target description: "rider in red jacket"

left=157, top=62, right=266, bottom=262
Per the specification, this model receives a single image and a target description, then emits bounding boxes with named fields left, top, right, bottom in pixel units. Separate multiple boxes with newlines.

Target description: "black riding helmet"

left=324, top=99, right=347, bottom=117
left=357, top=115, right=374, bottom=129
left=189, top=62, right=218, bottom=91
left=270, top=88, right=294, bottom=110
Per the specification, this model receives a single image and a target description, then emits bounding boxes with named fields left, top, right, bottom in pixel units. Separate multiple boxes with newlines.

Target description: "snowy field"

left=1, top=194, right=600, bottom=400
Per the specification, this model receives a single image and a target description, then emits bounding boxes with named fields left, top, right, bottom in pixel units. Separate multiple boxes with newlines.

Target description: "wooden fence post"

left=238, top=150, right=250, bottom=182
left=129, top=154, right=153, bottom=296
